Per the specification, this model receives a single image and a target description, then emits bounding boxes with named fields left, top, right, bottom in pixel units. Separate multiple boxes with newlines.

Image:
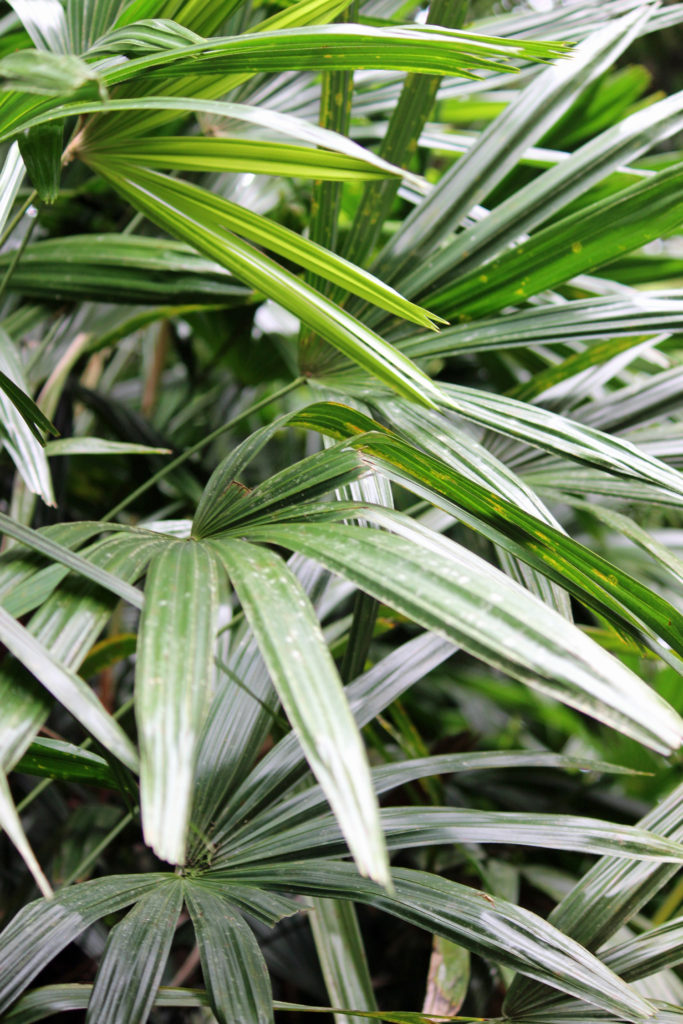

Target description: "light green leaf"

left=86, top=134, right=402, bottom=181
left=84, top=161, right=442, bottom=406
left=83, top=161, right=442, bottom=332
left=184, top=880, right=274, bottom=1024
left=209, top=537, right=390, bottom=887
left=135, top=539, right=220, bottom=865
left=0, top=50, right=103, bottom=97
left=44, top=437, right=171, bottom=456
left=0, top=234, right=251, bottom=304
left=99, top=25, right=570, bottom=87
left=85, top=879, right=183, bottom=1024
left=87, top=17, right=203, bottom=55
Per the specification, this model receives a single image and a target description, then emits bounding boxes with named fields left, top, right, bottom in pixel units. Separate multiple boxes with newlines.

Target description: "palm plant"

left=0, top=0, right=682, bottom=1020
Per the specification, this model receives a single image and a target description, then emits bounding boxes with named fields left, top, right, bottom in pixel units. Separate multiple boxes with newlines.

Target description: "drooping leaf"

left=209, top=537, right=390, bottom=887
left=0, top=51, right=103, bottom=97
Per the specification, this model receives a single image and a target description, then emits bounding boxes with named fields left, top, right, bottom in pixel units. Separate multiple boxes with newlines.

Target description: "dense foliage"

left=0, top=0, right=682, bottom=1020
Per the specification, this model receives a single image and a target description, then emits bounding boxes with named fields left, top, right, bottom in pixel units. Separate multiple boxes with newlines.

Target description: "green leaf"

left=184, top=880, right=274, bottom=1024
left=0, top=370, right=57, bottom=442
left=602, top=916, right=683, bottom=982
left=0, top=234, right=251, bottom=304
left=14, top=737, right=121, bottom=789
left=0, top=874, right=172, bottom=1013
left=373, top=8, right=646, bottom=288
left=135, top=539, right=220, bottom=865
left=0, top=530, right=163, bottom=776
left=291, top=404, right=683, bottom=663
left=194, top=441, right=366, bottom=538
left=411, top=87, right=683, bottom=295
left=438, top=384, right=683, bottom=501
left=87, top=17, right=203, bottom=55
left=196, top=631, right=453, bottom=856
left=428, top=162, right=683, bottom=319
left=0, top=328, right=55, bottom=505
left=44, top=437, right=171, bottom=456
left=219, top=805, right=683, bottom=866
left=237, top=517, right=683, bottom=755
left=310, top=899, right=378, bottom=1024
left=209, top=860, right=654, bottom=1020
left=85, top=878, right=183, bottom=1024
left=0, top=513, right=144, bottom=609
left=504, top=781, right=683, bottom=1015
left=219, top=751, right=652, bottom=856
left=209, top=537, right=390, bottom=887
left=0, top=771, right=52, bottom=897
left=86, top=133, right=402, bottom=181
left=99, top=25, right=570, bottom=87
left=0, top=51, right=104, bottom=97
left=85, top=161, right=443, bottom=407
left=18, top=121, right=62, bottom=203
left=0, top=603, right=138, bottom=771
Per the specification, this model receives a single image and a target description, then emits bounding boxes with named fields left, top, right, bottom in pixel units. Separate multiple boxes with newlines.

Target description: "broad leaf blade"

left=85, top=879, right=183, bottom=1024
left=136, top=539, right=220, bottom=864
left=209, top=537, right=390, bottom=887
left=185, top=880, right=274, bottom=1024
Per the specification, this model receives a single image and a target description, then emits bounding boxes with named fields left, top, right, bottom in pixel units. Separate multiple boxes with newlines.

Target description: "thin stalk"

left=0, top=190, right=37, bottom=250
left=0, top=213, right=37, bottom=306
left=60, top=810, right=135, bottom=887
left=102, top=376, right=305, bottom=522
